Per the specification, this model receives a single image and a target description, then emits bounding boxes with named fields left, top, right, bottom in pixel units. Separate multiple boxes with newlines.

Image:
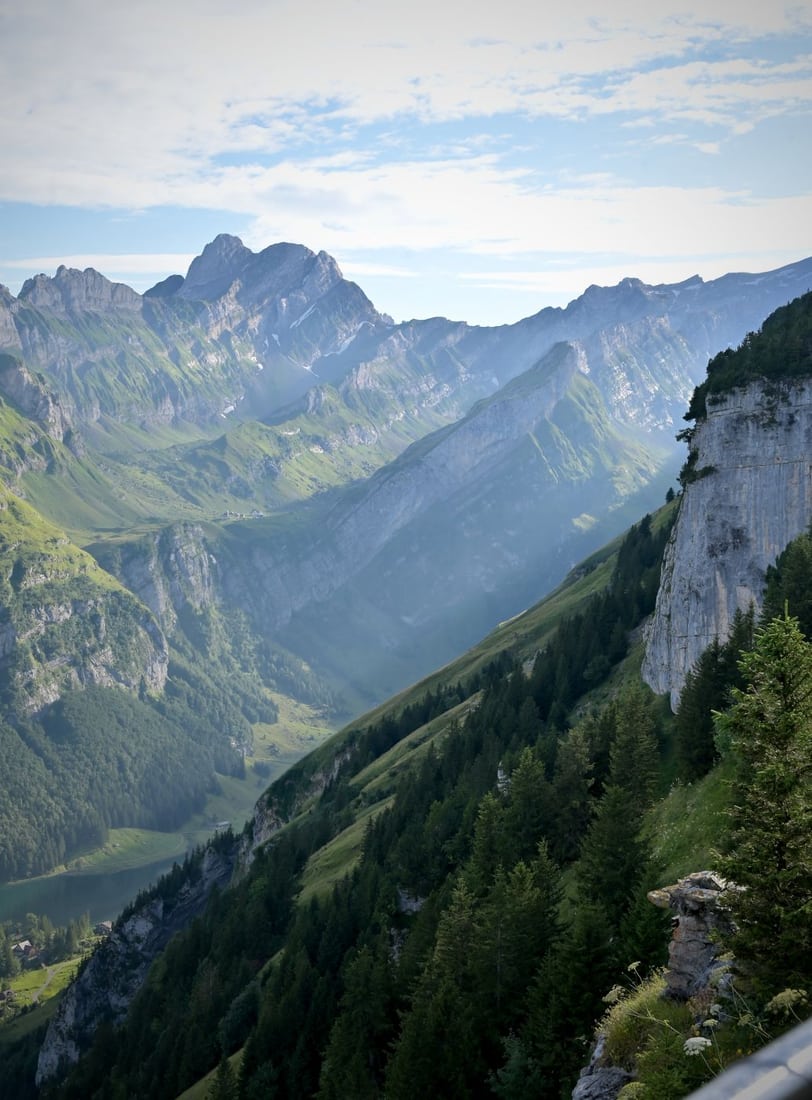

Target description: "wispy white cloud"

left=1, top=254, right=196, bottom=277
left=1, top=0, right=810, bottom=322
left=1, top=0, right=810, bottom=214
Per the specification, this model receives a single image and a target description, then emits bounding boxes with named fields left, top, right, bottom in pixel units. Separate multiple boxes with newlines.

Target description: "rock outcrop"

left=0, top=352, right=73, bottom=441
left=0, top=490, right=168, bottom=714
left=36, top=845, right=236, bottom=1086
left=572, top=873, right=734, bottom=1100
left=97, top=524, right=220, bottom=635
left=648, top=871, right=735, bottom=1000
left=572, top=1036, right=634, bottom=1100
left=19, top=265, right=142, bottom=314
left=642, top=377, right=812, bottom=707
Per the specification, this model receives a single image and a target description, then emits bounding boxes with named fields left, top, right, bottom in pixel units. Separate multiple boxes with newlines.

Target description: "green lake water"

left=0, top=858, right=180, bottom=927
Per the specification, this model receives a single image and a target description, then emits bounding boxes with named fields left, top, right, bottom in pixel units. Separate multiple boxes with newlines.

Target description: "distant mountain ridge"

left=2, top=240, right=810, bottom=447
left=0, top=242, right=810, bottom=885
left=0, top=245, right=810, bottom=709
left=28, top=292, right=812, bottom=1100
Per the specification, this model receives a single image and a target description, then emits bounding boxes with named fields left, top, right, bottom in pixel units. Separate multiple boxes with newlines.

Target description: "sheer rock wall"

left=642, top=377, right=812, bottom=708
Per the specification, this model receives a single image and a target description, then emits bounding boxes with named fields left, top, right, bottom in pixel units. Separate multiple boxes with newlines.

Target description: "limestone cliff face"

left=99, top=524, right=220, bottom=635
left=19, top=265, right=142, bottom=314
left=36, top=845, right=235, bottom=1086
left=0, top=491, right=169, bottom=714
left=0, top=353, right=74, bottom=442
left=642, top=377, right=812, bottom=707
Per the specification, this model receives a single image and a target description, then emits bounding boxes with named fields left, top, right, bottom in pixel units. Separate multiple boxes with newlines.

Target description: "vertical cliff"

left=642, top=376, right=812, bottom=707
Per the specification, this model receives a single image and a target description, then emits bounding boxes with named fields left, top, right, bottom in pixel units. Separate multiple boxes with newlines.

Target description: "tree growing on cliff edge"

left=714, top=610, right=812, bottom=994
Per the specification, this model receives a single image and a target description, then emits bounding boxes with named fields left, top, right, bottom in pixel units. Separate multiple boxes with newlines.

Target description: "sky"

left=1, top=0, right=811, bottom=325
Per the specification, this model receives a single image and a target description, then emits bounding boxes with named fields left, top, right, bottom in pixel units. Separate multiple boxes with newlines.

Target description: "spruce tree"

left=207, top=1056, right=237, bottom=1100
left=715, top=611, right=812, bottom=993
left=548, top=726, right=593, bottom=863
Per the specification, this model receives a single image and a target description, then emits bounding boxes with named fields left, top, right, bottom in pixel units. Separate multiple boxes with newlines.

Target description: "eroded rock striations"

left=642, top=377, right=812, bottom=708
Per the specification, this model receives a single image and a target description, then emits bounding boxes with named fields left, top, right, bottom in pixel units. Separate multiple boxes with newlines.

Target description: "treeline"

left=0, top=686, right=227, bottom=882
left=0, top=586, right=327, bottom=882
left=686, top=290, right=812, bottom=420
left=47, top=514, right=679, bottom=1100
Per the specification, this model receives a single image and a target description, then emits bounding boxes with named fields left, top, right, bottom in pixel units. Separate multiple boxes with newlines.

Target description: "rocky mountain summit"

left=19, top=265, right=142, bottom=314
left=2, top=241, right=810, bottom=444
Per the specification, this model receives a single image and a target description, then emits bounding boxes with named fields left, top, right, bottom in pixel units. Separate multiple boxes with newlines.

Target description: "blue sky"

left=1, top=0, right=811, bottom=325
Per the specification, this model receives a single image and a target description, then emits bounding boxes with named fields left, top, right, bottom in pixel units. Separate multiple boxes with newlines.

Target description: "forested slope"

left=3, top=287, right=811, bottom=1100
left=31, top=509, right=810, bottom=1100
left=32, top=511, right=679, bottom=1098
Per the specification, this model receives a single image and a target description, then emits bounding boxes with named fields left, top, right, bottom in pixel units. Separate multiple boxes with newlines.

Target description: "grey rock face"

left=642, top=378, right=812, bottom=707
left=19, top=265, right=142, bottom=314
left=571, top=1036, right=633, bottom=1100
left=0, top=354, right=73, bottom=440
left=238, top=746, right=355, bottom=871
left=104, top=524, right=220, bottom=634
left=36, top=846, right=235, bottom=1086
left=648, top=871, right=735, bottom=1000
left=2, top=591, right=168, bottom=716
left=0, top=285, right=23, bottom=350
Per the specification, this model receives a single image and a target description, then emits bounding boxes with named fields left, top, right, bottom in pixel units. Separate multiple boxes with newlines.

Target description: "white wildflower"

left=684, top=1036, right=712, bottom=1057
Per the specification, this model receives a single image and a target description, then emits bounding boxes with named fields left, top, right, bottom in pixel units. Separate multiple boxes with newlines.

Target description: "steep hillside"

left=30, top=502, right=677, bottom=1100
left=0, top=251, right=809, bottom=888
left=0, top=485, right=166, bottom=715
left=16, top=293, right=812, bottom=1100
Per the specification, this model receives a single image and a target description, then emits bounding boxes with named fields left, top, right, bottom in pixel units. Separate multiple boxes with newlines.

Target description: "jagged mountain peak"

left=177, top=233, right=255, bottom=300
left=177, top=236, right=336, bottom=304
left=17, top=265, right=142, bottom=313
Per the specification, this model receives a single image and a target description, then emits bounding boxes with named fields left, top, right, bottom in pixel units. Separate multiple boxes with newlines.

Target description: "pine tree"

left=763, top=531, right=812, bottom=638
left=317, top=944, right=394, bottom=1100
left=548, top=726, right=593, bottom=863
left=607, top=685, right=659, bottom=809
left=715, top=611, right=812, bottom=993
left=207, top=1056, right=237, bottom=1100
left=675, top=607, right=755, bottom=782
left=576, top=688, right=660, bottom=924
left=503, top=746, right=554, bottom=865
left=385, top=878, right=485, bottom=1098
